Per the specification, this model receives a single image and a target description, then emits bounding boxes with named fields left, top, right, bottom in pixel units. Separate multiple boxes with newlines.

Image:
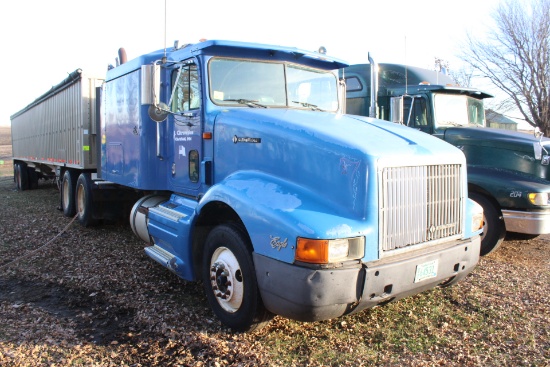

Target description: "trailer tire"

left=202, top=224, right=273, bottom=332
left=14, top=163, right=29, bottom=191
left=76, top=173, right=97, bottom=227
left=27, top=167, right=39, bottom=189
left=470, top=192, right=505, bottom=256
left=61, top=170, right=77, bottom=217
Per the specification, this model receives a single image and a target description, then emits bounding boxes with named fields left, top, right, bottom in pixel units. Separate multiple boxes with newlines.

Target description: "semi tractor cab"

left=12, top=40, right=483, bottom=332
left=342, top=58, right=550, bottom=256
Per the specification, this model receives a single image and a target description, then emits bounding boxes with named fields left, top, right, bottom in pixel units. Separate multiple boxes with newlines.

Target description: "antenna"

left=404, top=36, right=408, bottom=95
left=163, top=0, right=167, bottom=60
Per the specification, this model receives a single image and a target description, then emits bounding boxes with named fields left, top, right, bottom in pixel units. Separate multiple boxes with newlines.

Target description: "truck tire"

left=27, top=167, right=39, bottom=189
left=76, top=173, right=97, bottom=227
left=202, top=224, right=273, bottom=332
left=14, top=163, right=29, bottom=191
left=61, top=170, right=77, bottom=217
left=469, top=192, right=505, bottom=256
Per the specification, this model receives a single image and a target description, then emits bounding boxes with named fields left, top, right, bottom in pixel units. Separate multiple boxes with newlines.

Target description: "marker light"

left=472, top=211, right=484, bottom=232
left=470, top=199, right=484, bottom=232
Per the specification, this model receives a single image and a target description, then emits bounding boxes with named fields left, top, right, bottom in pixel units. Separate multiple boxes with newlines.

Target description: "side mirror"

left=147, top=103, right=170, bottom=123
left=390, top=96, right=404, bottom=124
left=141, top=64, right=160, bottom=106
left=141, top=64, right=169, bottom=122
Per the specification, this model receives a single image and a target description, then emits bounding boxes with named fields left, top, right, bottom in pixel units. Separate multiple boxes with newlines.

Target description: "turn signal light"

left=295, top=237, right=364, bottom=264
left=296, top=239, right=329, bottom=264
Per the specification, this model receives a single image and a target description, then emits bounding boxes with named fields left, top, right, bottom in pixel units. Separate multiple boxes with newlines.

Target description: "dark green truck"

left=341, top=57, right=550, bottom=256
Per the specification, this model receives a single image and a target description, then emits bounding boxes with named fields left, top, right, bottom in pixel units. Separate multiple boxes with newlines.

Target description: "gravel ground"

left=0, top=173, right=549, bottom=366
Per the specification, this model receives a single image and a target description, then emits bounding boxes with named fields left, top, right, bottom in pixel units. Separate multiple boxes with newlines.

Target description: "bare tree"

left=461, top=0, right=550, bottom=136
left=450, top=65, right=475, bottom=88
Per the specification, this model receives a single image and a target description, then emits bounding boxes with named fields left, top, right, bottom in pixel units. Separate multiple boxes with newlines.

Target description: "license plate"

left=414, top=259, right=438, bottom=283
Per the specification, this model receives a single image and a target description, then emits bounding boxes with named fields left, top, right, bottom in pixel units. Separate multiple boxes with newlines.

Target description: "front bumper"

left=254, top=236, right=480, bottom=322
left=502, top=209, right=550, bottom=234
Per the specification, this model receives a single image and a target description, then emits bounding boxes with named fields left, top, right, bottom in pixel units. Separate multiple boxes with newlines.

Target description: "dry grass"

left=0, top=126, right=12, bottom=178
left=0, top=126, right=11, bottom=146
left=0, top=155, right=549, bottom=366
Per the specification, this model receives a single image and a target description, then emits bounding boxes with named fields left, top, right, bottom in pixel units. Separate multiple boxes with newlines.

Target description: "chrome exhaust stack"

left=368, top=53, right=378, bottom=119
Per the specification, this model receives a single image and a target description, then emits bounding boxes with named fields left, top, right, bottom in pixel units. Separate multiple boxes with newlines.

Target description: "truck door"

left=169, top=62, right=202, bottom=193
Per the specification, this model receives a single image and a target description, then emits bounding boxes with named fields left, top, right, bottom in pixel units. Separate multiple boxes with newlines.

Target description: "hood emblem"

left=233, top=135, right=261, bottom=144
left=270, top=236, right=288, bottom=251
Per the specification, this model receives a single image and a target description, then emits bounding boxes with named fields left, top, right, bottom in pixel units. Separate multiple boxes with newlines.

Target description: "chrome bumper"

left=502, top=209, right=550, bottom=234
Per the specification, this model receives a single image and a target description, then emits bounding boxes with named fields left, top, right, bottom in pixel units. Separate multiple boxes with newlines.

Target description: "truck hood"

left=215, top=108, right=462, bottom=158
left=442, top=126, right=550, bottom=179
left=443, top=126, right=548, bottom=152
left=212, top=108, right=465, bottom=219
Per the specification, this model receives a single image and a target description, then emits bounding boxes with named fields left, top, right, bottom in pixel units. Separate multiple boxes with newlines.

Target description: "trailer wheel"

left=470, top=192, right=505, bottom=256
left=76, top=173, right=97, bottom=227
left=61, top=170, right=77, bottom=217
left=27, top=167, right=39, bottom=189
left=202, top=224, right=273, bottom=332
left=14, top=163, right=29, bottom=191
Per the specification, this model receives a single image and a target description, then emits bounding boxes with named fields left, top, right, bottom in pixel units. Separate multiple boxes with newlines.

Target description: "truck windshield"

left=434, top=94, right=486, bottom=128
left=209, top=58, right=339, bottom=112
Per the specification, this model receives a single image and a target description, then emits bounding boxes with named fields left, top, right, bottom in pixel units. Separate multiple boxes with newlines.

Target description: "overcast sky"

left=0, top=0, right=502, bottom=126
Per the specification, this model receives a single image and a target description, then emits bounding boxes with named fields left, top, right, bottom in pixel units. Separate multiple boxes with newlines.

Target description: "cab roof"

left=106, top=39, right=349, bottom=81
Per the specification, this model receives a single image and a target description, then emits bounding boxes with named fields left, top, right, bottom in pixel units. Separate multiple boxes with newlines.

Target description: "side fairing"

left=101, top=68, right=167, bottom=189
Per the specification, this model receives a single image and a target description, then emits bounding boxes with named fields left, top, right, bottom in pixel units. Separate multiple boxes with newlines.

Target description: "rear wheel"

left=14, top=163, right=29, bottom=191
left=27, top=167, right=39, bottom=189
left=61, top=170, right=77, bottom=217
left=470, top=192, right=506, bottom=256
left=202, top=224, right=273, bottom=332
left=76, top=173, right=97, bottom=227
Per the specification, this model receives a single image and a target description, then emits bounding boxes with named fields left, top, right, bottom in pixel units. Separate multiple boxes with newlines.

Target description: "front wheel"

left=470, top=192, right=506, bottom=256
left=202, top=224, right=273, bottom=332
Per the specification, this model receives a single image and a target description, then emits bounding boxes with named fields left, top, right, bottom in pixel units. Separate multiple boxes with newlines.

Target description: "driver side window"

left=403, top=97, right=427, bottom=127
left=171, top=64, right=200, bottom=113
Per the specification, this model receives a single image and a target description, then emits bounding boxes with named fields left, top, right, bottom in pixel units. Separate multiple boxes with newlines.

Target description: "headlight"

left=528, top=193, right=550, bottom=206
left=295, top=237, right=365, bottom=264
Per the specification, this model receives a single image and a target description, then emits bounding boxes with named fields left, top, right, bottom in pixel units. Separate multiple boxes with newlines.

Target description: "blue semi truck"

left=11, top=40, right=483, bottom=332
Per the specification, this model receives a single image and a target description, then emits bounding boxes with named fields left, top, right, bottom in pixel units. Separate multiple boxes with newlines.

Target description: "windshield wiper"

left=223, top=99, right=267, bottom=108
left=292, top=101, right=325, bottom=111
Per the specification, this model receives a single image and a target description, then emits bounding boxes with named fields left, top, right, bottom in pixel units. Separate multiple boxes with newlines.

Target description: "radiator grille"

left=379, top=165, right=462, bottom=252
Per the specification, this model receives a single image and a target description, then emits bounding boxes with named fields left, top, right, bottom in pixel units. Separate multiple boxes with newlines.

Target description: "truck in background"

left=11, top=40, right=483, bottom=332
left=341, top=57, right=550, bottom=256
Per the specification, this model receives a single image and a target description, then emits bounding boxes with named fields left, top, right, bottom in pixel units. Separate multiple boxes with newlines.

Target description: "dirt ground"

left=0, top=131, right=549, bottom=366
